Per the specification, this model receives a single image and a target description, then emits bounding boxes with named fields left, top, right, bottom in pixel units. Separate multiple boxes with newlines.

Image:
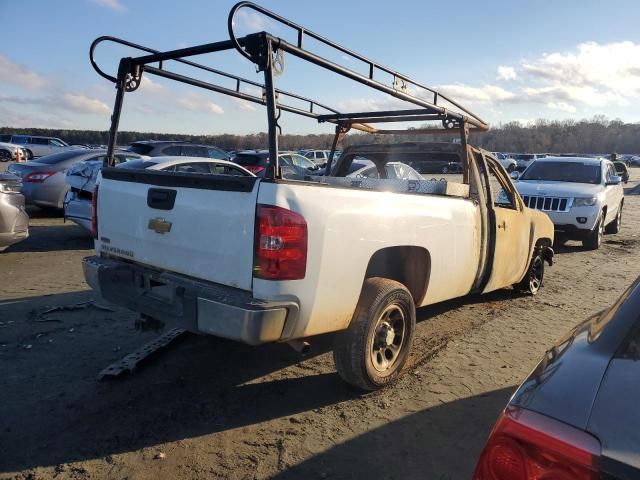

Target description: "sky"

left=1, top=0, right=640, bottom=135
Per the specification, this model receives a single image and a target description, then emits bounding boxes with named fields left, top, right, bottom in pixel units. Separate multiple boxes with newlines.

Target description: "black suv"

left=127, top=141, right=229, bottom=159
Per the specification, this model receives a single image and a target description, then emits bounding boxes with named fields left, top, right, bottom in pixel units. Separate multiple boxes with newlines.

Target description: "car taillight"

left=474, top=407, right=600, bottom=480
left=91, top=185, right=99, bottom=240
left=23, top=171, right=55, bottom=183
left=254, top=204, right=307, bottom=280
left=245, top=165, right=265, bottom=174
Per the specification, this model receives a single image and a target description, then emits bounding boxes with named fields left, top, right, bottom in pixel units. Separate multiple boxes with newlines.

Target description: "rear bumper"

left=82, top=255, right=299, bottom=345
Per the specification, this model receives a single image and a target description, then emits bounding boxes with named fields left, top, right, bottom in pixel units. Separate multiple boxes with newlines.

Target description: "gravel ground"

left=1, top=167, right=639, bottom=480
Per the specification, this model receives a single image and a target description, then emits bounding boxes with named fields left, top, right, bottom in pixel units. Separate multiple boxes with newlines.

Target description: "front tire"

left=333, top=277, right=416, bottom=391
left=583, top=212, right=604, bottom=250
left=0, top=150, right=10, bottom=162
left=605, top=204, right=622, bottom=234
left=515, top=249, right=544, bottom=295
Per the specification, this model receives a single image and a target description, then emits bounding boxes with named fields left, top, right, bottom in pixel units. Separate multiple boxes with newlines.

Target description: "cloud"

left=1, top=93, right=110, bottom=115
left=547, top=102, right=577, bottom=113
left=497, top=66, right=517, bottom=81
left=0, top=55, right=48, bottom=90
left=436, top=84, right=517, bottom=103
left=139, top=76, right=168, bottom=94
left=176, top=92, right=224, bottom=114
left=234, top=10, right=270, bottom=31
left=232, top=98, right=257, bottom=111
left=60, top=94, right=110, bottom=114
left=91, top=0, right=126, bottom=12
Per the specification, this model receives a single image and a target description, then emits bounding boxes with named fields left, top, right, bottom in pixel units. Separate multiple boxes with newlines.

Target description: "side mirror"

left=510, top=171, right=520, bottom=180
left=606, top=175, right=622, bottom=186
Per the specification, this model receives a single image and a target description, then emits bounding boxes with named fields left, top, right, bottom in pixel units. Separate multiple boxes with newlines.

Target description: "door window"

left=172, top=162, right=212, bottom=174
left=206, top=147, right=228, bottom=159
left=48, top=139, right=65, bottom=147
left=484, top=158, right=517, bottom=209
left=162, top=145, right=182, bottom=155
left=31, top=137, right=49, bottom=145
left=181, top=146, right=208, bottom=157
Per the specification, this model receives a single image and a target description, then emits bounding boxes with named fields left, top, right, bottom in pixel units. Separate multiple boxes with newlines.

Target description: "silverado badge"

left=148, top=218, right=172, bottom=234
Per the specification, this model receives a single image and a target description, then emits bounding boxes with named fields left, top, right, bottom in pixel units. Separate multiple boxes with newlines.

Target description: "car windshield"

left=128, top=143, right=154, bottom=155
left=36, top=151, right=89, bottom=164
left=233, top=154, right=266, bottom=166
left=520, top=161, right=601, bottom=184
left=116, top=159, right=159, bottom=169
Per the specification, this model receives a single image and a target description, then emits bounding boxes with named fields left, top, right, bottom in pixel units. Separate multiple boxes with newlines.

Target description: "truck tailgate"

left=97, top=169, right=259, bottom=291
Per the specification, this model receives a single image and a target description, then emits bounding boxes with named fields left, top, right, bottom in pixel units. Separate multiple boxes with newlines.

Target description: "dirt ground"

left=1, top=167, right=640, bottom=480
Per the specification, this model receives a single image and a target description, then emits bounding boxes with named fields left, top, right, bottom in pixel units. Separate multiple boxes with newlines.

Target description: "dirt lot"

left=1, top=168, right=640, bottom=480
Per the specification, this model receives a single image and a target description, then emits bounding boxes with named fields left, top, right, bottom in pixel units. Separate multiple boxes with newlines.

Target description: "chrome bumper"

left=83, top=256, right=299, bottom=345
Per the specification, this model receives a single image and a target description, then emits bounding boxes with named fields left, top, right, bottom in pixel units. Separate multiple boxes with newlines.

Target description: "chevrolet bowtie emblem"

left=148, top=218, right=172, bottom=234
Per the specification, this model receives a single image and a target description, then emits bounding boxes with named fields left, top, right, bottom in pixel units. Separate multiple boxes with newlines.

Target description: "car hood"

left=511, top=277, right=640, bottom=477
left=515, top=180, right=602, bottom=197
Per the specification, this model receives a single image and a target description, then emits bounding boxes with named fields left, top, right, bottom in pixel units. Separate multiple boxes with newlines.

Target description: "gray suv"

left=0, top=134, right=77, bottom=160
left=127, top=141, right=229, bottom=159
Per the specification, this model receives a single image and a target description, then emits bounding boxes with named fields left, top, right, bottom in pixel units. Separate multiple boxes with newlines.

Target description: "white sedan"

left=64, top=157, right=254, bottom=233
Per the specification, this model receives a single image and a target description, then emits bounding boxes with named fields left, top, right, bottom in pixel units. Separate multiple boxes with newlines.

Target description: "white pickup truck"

left=84, top=5, right=555, bottom=389
left=84, top=142, right=554, bottom=389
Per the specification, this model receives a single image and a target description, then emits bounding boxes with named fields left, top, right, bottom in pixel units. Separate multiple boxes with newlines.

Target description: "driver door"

left=481, top=156, right=531, bottom=293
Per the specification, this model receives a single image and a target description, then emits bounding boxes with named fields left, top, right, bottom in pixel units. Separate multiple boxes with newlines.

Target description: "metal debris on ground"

left=37, top=300, right=115, bottom=318
left=97, top=327, right=187, bottom=380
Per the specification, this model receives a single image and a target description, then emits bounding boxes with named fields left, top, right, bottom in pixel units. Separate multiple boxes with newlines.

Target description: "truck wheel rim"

left=529, top=256, right=543, bottom=292
left=371, top=304, right=406, bottom=373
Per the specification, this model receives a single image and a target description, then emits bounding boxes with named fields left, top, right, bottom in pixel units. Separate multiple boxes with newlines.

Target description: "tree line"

left=2, top=116, right=639, bottom=154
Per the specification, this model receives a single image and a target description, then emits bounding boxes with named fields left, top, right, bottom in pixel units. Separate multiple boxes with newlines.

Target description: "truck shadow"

left=1, top=288, right=514, bottom=473
left=273, top=386, right=514, bottom=479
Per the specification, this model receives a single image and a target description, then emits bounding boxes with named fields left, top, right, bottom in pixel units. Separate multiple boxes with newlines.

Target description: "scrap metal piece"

left=98, top=327, right=186, bottom=380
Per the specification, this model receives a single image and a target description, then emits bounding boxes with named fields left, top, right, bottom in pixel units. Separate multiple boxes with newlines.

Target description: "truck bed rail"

left=90, top=1, right=489, bottom=177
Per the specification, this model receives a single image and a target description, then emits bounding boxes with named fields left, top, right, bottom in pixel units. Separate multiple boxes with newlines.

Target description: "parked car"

left=7, top=150, right=141, bottom=210
left=65, top=157, right=253, bottom=232
left=613, top=161, right=630, bottom=184
left=85, top=141, right=555, bottom=391
left=513, top=157, right=624, bottom=249
left=0, top=173, right=29, bottom=252
left=301, top=149, right=332, bottom=166
left=492, top=152, right=517, bottom=172
left=404, top=149, right=463, bottom=174
left=0, top=134, right=81, bottom=159
left=233, top=150, right=322, bottom=177
left=474, top=275, right=640, bottom=480
left=513, top=153, right=546, bottom=171
left=127, top=140, right=229, bottom=159
left=628, top=155, right=640, bottom=167
left=0, top=142, right=25, bottom=163
left=347, top=159, right=423, bottom=180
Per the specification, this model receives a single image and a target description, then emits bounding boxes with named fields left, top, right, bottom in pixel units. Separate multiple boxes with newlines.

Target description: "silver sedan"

left=0, top=173, right=29, bottom=251
left=7, top=150, right=140, bottom=210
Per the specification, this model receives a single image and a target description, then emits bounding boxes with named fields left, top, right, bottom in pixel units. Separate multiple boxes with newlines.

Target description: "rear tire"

left=507, top=164, right=516, bottom=173
left=333, top=277, right=416, bottom=391
left=605, top=204, right=622, bottom=234
left=582, top=212, right=604, bottom=250
left=25, top=149, right=33, bottom=160
left=515, top=249, right=544, bottom=295
left=0, top=150, right=10, bottom=162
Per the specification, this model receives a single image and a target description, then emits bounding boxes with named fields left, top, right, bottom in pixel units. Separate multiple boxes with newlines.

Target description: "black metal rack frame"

left=90, top=1, right=489, bottom=177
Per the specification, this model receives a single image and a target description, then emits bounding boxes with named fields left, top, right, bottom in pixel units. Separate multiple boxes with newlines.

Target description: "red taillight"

left=245, top=165, right=265, bottom=174
left=254, top=204, right=307, bottom=280
left=91, top=185, right=99, bottom=240
left=23, top=171, right=55, bottom=183
left=474, top=407, right=600, bottom=480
